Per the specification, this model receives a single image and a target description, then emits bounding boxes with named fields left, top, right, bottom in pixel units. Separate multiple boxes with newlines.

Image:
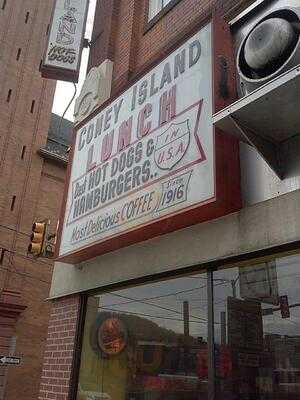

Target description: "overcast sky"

left=51, top=0, right=97, bottom=121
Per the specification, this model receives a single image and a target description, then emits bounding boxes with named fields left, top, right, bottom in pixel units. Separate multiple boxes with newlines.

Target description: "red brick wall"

left=38, top=295, right=81, bottom=400
left=87, top=0, right=120, bottom=72
left=1, top=157, right=68, bottom=400
left=0, top=0, right=71, bottom=398
left=38, top=0, right=255, bottom=398
left=0, top=319, right=14, bottom=399
left=89, top=0, right=256, bottom=96
left=0, top=290, right=26, bottom=399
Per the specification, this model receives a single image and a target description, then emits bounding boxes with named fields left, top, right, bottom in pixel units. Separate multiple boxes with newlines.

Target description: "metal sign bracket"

left=229, top=116, right=284, bottom=180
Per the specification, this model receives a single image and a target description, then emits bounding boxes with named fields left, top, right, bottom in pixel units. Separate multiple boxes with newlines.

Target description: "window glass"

left=148, top=0, right=175, bottom=21
left=213, top=255, right=300, bottom=400
left=77, top=272, right=208, bottom=400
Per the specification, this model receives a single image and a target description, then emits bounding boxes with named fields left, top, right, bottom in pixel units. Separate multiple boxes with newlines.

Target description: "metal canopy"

left=213, top=65, right=300, bottom=179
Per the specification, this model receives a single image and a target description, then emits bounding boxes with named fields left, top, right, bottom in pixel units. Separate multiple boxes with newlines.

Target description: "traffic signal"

left=28, top=220, right=49, bottom=257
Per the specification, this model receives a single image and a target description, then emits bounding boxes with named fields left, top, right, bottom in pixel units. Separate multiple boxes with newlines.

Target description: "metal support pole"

left=231, top=279, right=237, bottom=298
left=221, top=311, right=226, bottom=345
left=207, top=270, right=215, bottom=400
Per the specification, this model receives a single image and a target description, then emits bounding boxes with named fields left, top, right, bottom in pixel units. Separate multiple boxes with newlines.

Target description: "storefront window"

left=76, top=253, right=300, bottom=400
left=77, top=272, right=209, bottom=400
left=213, top=255, right=300, bottom=400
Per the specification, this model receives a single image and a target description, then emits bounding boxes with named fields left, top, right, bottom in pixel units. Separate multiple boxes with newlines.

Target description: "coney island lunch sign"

left=58, top=24, right=220, bottom=262
left=41, top=0, right=89, bottom=82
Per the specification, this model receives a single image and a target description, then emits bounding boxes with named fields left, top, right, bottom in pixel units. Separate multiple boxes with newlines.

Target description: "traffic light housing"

left=28, top=220, right=49, bottom=257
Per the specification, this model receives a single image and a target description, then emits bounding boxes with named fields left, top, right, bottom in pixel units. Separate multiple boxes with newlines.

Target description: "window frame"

left=74, top=269, right=216, bottom=400
left=71, top=244, right=300, bottom=400
left=145, top=0, right=182, bottom=33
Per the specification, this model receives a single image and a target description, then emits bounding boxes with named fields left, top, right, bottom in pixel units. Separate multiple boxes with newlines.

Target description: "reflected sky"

left=97, top=273, right=209, bottom=339
left=91, top=253, right=300, bottom=345
left=79, top=253, right=300, bottom=400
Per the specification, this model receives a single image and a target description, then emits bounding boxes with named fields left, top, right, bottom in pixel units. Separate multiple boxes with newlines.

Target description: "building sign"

left=41, top=0, right=89, bottom=82
left=57, top=23, right=241, bottom=262
left=239, top=261, right=279, bottom=305
left=0, top=356, right=21, bottom=366
left=227, top=297, right=263, bottom=351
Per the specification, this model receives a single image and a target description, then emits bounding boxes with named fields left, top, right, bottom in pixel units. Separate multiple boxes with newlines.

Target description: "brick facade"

left=88, top=0, right=256, bottom=96
left=39, top=0, right=257, bottom=398
left=0, top=291, right=26, bottom=399
left=38, top=296, right=81, bottom=400
left=0, top=1, right=71, bottom=399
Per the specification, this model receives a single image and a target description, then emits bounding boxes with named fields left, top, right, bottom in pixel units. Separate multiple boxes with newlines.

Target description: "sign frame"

left=41, top=0, right=90, bottom=83
left=55, top=15, right=241, bottom=264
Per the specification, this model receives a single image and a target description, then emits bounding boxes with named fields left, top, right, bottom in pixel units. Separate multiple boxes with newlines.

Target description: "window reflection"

left=77, top=253, right=300, bottom=400
left=214, top=255, right=300, bottom=400
left=77, top=273, right=208, bottom=400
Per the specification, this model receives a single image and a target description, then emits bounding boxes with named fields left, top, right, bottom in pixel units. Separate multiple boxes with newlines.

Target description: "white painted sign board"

left=58, top=24, right=215, bottom=260
left=42, top=0, right=89, bottom=82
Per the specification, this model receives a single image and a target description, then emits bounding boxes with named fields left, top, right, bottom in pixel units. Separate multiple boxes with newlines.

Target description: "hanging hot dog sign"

left=41, top=0, right=89, bottom=82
